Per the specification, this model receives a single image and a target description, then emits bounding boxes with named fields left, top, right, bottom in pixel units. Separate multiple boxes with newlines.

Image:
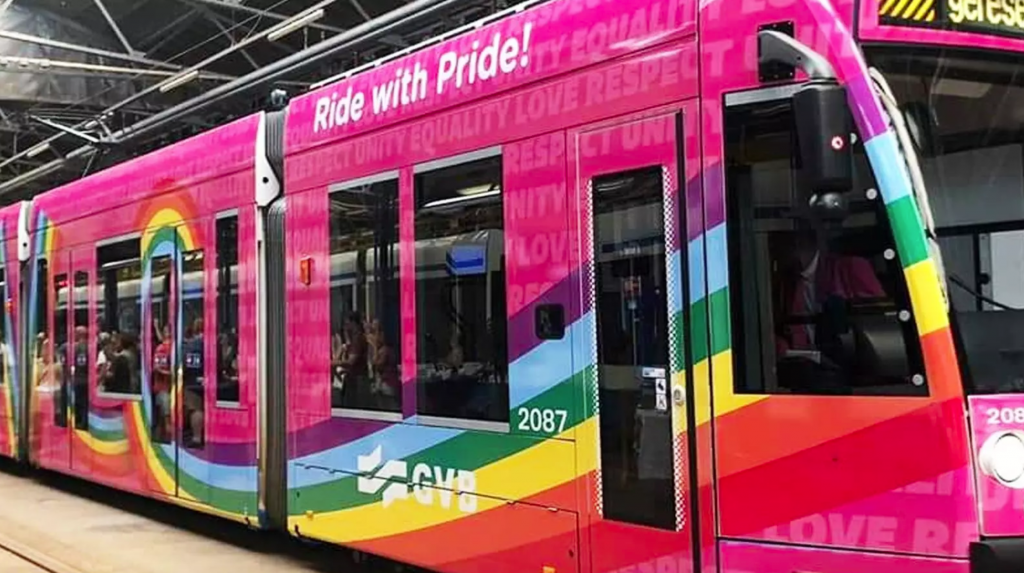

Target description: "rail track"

left=0, top=460, right=424, bottom=573
left=0, top=530, right=85, bottom=573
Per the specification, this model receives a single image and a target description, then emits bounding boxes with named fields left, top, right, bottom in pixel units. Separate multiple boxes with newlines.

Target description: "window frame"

left=412, top=145, right=511, bottom=433
left=179, top=247, right=207, bottom=446
left=327, top=170, right=404, bottom=423
left=214, top=209, right=243, bottom=409
left=53, top=270, right=70, bottom=428
left=94, top=233, right=144, bottom=401
left=722, top=88, right=929, bottom=397
left=72, top=269, right=90, bottom=431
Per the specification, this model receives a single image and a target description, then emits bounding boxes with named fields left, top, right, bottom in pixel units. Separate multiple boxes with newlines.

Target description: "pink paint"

left=747, top=466, right=978, bottom=556
left=285, top=41, right=698, bottom=196
left=968, top=395, right=1024, bottom=536
left=399, top=167, right=417, bottom=417
left=719, top=539, right=968, bottom=573
left=28, top=114, right=262, bottom=484
left=504, top=133, right=569, bottom=316
left=283, top=187, right=331, bottom=424
left=286, top=0, right=695, bottom=157
left=283, top=30, right=701, bottom=436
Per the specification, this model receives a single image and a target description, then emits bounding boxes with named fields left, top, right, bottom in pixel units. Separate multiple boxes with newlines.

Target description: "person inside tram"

left=443, top=327, right=464, bottom=373
left=34, top=333, right=54, bottom=389
left=72, top=326, right=90, bottom=428
left=368, top=318, right=399, bottom=404
left=111, top=332, right=140, bottom=395
left=152, top=323, right=172, bottom=441
left=97, top=332, right=114, bottom=393
left=775, top=202, right=886, bottom=391
left=218, top=330, right=239, bottom=399
left=335, top=311, right=369, bottom=407
left=182, top=318, right=204, bottom=447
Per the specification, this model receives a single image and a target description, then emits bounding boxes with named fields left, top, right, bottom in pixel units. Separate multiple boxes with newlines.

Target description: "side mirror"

left=793, top=81, right=853, bottom=194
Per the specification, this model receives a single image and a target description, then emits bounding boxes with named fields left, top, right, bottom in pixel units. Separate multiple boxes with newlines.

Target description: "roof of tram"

left=0, top=0, right=534, bottom=201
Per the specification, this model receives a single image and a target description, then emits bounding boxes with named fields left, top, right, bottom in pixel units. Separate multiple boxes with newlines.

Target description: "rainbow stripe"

left=29, top=200, right=259, bottom=521
left=0, top=221, right=17, bottom=459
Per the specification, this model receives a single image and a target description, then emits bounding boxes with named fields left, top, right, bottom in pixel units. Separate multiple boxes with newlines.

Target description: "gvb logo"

left=356, top=446, right=479, bottom=513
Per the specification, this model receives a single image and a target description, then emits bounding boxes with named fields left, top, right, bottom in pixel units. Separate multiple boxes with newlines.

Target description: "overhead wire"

left=8, top=0, right=302, bottom=152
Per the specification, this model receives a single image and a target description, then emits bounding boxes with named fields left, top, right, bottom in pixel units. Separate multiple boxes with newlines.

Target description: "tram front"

left=862, top=4, right=1024, bottom=571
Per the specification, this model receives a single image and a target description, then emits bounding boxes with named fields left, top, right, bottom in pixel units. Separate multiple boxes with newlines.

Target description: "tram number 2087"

left=986, top=407, right=1024, bottom=425
left=517, top=407, right=569, bottom=434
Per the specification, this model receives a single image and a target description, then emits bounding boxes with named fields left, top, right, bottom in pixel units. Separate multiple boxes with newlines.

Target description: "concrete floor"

left=0, top=465, right=365, bottom=573
left=0, top=547, right=48, bottom=573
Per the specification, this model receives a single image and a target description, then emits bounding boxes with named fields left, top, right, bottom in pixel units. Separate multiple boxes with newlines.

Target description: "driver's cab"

left=728, top=33, right=928, bottom=398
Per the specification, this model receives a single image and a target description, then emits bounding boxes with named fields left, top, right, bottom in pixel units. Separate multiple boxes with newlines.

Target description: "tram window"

left=592, top=167, right=676, bottom=531
left=150, top=256, right=172, bottom=444
left=182, top=250, right=205, bottom=448
left=216, top=215, right=239, bottom=404
left=72, top=271, right=89, bottom=431
left=328, top=176, right=402, bottom=415
left=97, top=238, right=142, bottom=397
left=414, top=151, right=509, bottom=426
left=33, top=258, right=49, bottom=390
left=54, top=273, right=68, bottom=428
left=0, top=267, right=7, bottom=386
left=724, top=100, right=926, bottom=396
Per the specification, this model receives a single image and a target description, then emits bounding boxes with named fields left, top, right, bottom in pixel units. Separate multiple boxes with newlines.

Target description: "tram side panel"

left=26, top=114, right=263, bottom=523
left=280, top=1, right=701, bottom=572
left=0, top=203, right=25, bottom=460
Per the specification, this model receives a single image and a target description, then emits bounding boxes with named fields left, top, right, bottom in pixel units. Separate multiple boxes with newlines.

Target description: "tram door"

left=144, top=248, right=177, bottom=495
left=48, top=252, right=72, bottom=470
left=69, top=246, right=93, bottom=473
left=143, top=233, right=208, bottom=501
left=573, top=111, right=699, bottom=573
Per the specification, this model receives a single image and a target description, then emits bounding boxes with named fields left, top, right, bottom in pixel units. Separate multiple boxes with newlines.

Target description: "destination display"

left=880, top=0, right=1024, bottom=37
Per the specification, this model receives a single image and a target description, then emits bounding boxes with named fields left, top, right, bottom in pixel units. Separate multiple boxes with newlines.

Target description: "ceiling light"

left=424, top=190, right=500, bottom=209
left=26, top=142, right=50, bottom=159
left=266, top=8, right=325, bottom=42
left=456, top=184, right=499, bottom=196
left=932, top=78, right=991, bottom=99
left=158, top=69, right=200, bottom=94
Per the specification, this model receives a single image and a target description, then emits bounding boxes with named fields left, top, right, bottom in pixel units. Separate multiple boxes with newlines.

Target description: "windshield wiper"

left=948, top=273, right=1020, bottom=311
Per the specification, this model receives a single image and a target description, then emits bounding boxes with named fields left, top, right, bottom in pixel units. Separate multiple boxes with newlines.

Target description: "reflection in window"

left=182, top=250, right=205, bottom=448
left=54, top=273, right=68, bottom=428
left=150, top=256, right=172, bottom=444
left=870, top=49, right=1024, bottom=395
left=414, top=152, right=509, bottom=425
left=593, top=167, right=676, bottom=531
left=725, top=100, right=925, bottom=396
left=33, top=258, right=51, bottom=390
left=97, top=239, right=142, bottom=396
left=72, top=271, right=89, bottom=431
left=329, top=178, right=401, bottom=414
left=216, top=215, right=239, bottom=403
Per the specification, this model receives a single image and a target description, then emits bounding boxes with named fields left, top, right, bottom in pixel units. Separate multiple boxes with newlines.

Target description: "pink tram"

left=3, top=0, right=1024, bottom=571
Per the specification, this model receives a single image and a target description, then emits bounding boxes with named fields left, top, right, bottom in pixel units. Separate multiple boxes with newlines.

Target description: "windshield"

left=870, top=47, right=1024, bottom=394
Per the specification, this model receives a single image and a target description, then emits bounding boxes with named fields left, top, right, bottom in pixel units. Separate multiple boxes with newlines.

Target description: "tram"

left=2, top=0, right=1024, bottom=571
